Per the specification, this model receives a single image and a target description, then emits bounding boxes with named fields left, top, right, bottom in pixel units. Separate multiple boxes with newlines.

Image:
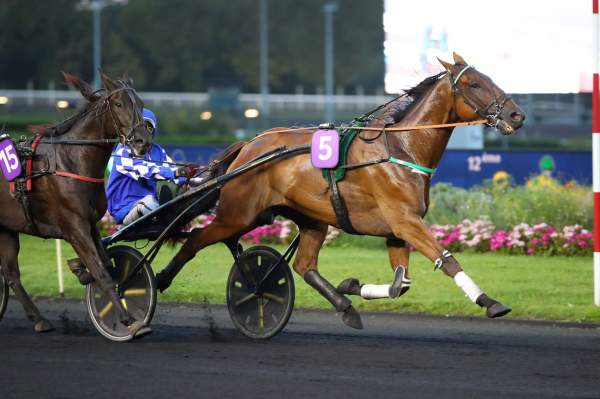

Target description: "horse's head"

left=438, top=53, right=526, bottom=135
left=100, top=72, right=153, bottom=156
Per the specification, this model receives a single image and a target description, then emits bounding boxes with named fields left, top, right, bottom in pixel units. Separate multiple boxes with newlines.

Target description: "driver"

left=106, top=108, right=192, bottom=225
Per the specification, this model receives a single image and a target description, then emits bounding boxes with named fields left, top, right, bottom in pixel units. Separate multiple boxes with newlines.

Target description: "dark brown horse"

left=0, top=72, right=153, bottom=336
left=157, top=53, right=526, bottom=328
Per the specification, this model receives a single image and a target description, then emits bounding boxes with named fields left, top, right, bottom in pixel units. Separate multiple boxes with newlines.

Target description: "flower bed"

left=99, top=211, right=591, bottom=256
left=431, top=220, right=591, bottom=256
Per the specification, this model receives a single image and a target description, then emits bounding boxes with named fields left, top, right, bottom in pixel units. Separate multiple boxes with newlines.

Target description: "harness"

left=3, top=85, right=144, bottom=232
left=322, top=64, right=510, bottom=233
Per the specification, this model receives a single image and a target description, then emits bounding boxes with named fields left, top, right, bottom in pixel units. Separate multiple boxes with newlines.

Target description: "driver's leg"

left=122, top=195, right=159, bottom=225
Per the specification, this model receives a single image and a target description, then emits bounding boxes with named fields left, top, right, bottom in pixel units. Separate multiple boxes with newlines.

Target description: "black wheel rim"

left=86, top=246, right=156, bottom=341
left=227, top=246, right=294, bottom=339
left=0, top=272, right=8, bottom=322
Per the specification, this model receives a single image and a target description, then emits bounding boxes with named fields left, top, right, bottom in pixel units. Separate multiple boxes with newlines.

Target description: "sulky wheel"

left=0, top=271, right=8, bottom=322
left=86, top=245, right=156, bottom=342
left=226, top=245, right=295, bottom=339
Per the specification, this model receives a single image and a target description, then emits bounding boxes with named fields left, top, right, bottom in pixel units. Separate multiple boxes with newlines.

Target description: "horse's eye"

left=470, top=82, right=480, bottom=89
left=115, top=102, right=122, bottom=108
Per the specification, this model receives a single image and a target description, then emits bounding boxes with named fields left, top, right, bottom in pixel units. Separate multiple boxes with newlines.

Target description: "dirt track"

left=1, top=298, right=599, bottom=399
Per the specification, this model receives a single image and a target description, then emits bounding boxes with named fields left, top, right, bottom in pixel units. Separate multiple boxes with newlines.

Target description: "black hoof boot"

left=67, top=258, right=95, bottom=286
left=337, top=278, right=362, bottom=296
left=476, top=294, right=512, bottom=318
left=155, top=271, right=173, bottom=293
left=341, top=306, right=363, bottom=330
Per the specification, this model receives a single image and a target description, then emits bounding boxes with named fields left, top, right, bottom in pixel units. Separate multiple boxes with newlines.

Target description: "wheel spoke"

left=98, top=301, right=114, bottom=319
left=262, top=292, right=285, bottom=304
left=234, top=293, right=257, bottom=308
left=120, top=257, right=131, bottom=282
left=123, top=288, right=147, bottom=297
left=258, top=298, right=265, bottom=329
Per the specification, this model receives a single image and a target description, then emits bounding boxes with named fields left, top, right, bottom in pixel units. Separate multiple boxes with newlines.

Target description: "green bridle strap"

left=389, top=157, right=437, bottom=175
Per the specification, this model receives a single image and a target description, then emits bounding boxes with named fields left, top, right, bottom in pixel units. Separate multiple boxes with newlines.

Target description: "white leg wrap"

left=454, top=271, right=484, bottom=303
left=360, top=284, right=391, bottom=299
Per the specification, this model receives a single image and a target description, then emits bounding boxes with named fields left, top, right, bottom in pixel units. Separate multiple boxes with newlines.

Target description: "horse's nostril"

left=511, top=112, right=524, bottom=122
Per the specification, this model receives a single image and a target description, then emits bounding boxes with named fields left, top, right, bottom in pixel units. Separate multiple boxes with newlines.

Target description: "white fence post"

left=55, top=239, right=64, bottom=297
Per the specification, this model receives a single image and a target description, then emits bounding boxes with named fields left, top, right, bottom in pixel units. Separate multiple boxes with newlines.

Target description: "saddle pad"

left=320, top=120, right=367, bottom=183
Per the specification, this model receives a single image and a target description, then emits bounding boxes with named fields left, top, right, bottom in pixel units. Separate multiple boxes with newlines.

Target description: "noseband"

left=448, top=64, right=511, bottom=129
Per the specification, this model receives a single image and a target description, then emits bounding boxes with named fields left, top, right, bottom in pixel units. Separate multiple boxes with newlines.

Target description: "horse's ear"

left=100, top=70, right=116, bottom=90
left=62, top=72, right=94, bottom=101
left=437, top=57, right=454, bottom=71
left=123, top=72, right=134, bottom=87
left=452, top=52, right=467, bottom=66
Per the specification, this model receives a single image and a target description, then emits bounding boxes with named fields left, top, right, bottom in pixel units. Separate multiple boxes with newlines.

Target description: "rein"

left=249, top=119, right=488, bottom=141
left=15, top=85, right=146, bottom=186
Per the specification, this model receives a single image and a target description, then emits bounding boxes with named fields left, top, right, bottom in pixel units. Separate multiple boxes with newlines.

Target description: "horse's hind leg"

left=294, top=224, right=363, bottom=330
left=391, top=214, right=511, bottom=318
left=0, top=230, right=54, bottom=332
left=156, top=213, right=254, bottom=292
left=337, top=237, right=412, bottom=300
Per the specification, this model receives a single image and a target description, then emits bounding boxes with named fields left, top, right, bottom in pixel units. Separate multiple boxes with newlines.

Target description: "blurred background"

left=0, top=0, right=592, bottom=187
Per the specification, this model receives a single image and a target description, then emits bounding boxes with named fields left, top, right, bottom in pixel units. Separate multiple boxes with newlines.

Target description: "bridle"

left=104, top=84, right=147, bottom=148
left=39, top=84, right=146, bottom=149
left=20, top=84, right=150, bottom=186
left=448, top=64, right=512, bottom=130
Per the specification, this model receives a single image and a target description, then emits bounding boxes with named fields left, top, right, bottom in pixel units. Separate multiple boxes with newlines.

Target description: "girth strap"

left=327, top=169, right=360, bottom=235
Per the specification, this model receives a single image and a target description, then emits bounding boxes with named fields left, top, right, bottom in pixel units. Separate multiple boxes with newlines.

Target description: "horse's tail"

left=165, top=141, right=247, bottom=248
left=196, top=140, right=247, bottom=180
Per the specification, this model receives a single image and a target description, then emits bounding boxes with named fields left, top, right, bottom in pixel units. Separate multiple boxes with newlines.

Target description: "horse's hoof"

left=127, top=320, right=152, bottom=339
left=155, top=272, right=171, bottom=293
left=34, top=319, right=55, bottom=333
left=486, top=302, right=512, bottom=318
left=78, top=272, right=95, bottom=285
left=341, top=306, right=363, bottom=330
left=337, top=278, right=361, bottom=296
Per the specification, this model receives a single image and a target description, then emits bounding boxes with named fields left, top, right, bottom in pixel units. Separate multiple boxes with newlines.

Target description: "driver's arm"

left=113, top=146, right=180, bottom=182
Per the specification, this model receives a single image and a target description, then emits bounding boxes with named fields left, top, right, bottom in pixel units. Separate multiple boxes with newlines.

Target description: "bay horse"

left=156, top=53, right=526, bottom=328
left=0, top=72, right=153, bottom=336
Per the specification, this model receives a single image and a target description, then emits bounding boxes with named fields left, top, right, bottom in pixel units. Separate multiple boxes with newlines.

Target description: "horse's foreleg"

left=337, top=237, right=411, bottom=300
left=0, top=230, right=54, bottom=332
left=64, top=224, right=148, bottom=335
left=392, top=215, right=511, bottom=318
left=293, top=224, right=363, bottom=329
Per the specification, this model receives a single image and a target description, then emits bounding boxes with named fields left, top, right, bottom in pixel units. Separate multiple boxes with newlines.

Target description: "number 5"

left=318, top=136, right=332, bottom=161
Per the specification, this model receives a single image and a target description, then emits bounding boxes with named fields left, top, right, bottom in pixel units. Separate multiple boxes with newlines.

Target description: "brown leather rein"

left=249, top=119, right=488, bottom=142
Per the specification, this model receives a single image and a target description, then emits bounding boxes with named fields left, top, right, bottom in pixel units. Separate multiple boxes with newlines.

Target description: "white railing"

left=0, top=89, right=391, bottom=112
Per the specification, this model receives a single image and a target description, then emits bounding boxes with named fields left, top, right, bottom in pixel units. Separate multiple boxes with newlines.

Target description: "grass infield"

left=12, top=235, right=600, bottom=323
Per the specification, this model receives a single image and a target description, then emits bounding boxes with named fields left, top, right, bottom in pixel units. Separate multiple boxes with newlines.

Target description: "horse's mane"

left=28, top=75, right=109, bottom=137
left=373, top=71, right=447, bottom=125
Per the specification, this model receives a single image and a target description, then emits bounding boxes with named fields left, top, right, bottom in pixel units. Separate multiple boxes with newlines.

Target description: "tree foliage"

left=0, top=0, right=384, bottom=93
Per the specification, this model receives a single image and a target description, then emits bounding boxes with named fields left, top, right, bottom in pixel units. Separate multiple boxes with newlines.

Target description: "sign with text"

left=311, top=129, right=340, bottom=168
left=0, top=137, right=21, bottom=181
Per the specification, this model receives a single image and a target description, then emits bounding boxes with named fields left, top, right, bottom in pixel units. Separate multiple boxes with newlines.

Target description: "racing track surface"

left=1, top=298, right=599, bottom=399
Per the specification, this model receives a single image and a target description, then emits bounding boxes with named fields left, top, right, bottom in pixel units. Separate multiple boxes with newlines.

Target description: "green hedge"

left=426, top=183, right=592, bottom=230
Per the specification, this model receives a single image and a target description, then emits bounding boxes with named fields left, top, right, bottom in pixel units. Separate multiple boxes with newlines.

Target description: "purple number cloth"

left=0, top=138, right=22, bottom=181
left=311, top=129, right=339, bottom=168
